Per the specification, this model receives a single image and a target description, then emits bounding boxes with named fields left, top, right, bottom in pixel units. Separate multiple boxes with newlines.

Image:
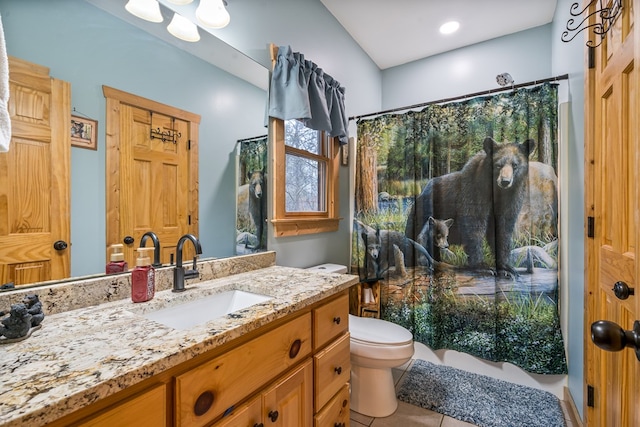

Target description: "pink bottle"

left=131, top=247, right=155, bottom=303
left=106, top=244, right=128, bottom=274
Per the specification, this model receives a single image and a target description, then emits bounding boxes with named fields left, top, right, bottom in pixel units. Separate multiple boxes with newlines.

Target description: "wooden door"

left=104, top=86, right=199, bottom=267
left=585, top=1, right=640, bottom=426
left=262, top=360, right=313, bottom=427
left=0, top=56, right=70, bottom=286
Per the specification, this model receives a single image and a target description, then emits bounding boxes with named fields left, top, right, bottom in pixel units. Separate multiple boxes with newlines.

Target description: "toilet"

left=306, top=264, right=415, bottom=418
left=349, top=314, right=414, bottom=417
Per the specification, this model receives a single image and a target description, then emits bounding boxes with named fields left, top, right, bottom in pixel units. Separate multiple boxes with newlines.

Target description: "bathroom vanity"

left=0, top=253, right=357, bottom=426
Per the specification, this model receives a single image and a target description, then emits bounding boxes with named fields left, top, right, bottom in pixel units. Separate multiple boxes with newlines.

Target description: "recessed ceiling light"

left=439, top=21, right=460, bottom=35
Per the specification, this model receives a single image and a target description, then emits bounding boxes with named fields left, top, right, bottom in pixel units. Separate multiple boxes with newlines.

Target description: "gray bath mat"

left=397, top=360, right=564, bottom=427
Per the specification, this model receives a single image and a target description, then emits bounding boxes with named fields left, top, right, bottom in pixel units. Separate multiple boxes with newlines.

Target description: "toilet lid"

left=349, top=314, right=413, bottom=345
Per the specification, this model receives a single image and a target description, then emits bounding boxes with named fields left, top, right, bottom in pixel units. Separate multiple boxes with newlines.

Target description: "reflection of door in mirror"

left=0, top=57, right=70, bottom=286
left=104, top=86, right=200, bottom=268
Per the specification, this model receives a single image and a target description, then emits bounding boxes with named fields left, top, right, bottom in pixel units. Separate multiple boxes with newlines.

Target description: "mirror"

left=0, top=0, right=269, bottom=288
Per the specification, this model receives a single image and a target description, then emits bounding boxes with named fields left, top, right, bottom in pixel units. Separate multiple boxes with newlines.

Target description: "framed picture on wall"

left=71, top=115, right=98, bottom=150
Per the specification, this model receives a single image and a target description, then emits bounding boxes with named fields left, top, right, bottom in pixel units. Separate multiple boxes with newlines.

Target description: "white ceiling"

left=320, top=0, right=559, bottom=69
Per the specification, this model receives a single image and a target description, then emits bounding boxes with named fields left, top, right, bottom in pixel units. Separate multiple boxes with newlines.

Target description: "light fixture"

left=196, top=0, right=230, bottom=29
left=439, top=21, right=459, bottom=35
left=166, top=0, right=194, bottom=4
left=168, top=13, right=200, bottom=42
left=125, top=0, right=163, bottom=23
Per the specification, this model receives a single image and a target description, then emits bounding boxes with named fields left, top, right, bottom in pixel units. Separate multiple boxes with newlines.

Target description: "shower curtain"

left=352, top=83, right=567, bottom=374
left=236, top=136, right=268, bottom=254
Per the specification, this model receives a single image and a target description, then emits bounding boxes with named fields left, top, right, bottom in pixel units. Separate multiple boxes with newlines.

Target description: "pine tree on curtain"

left=352, top=83, right=566, bottom=374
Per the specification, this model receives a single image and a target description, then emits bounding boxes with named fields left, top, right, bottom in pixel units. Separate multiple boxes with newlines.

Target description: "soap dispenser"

left=131, top=247, right=155, bottom=303
left=106, top=244, right=128, bottom=274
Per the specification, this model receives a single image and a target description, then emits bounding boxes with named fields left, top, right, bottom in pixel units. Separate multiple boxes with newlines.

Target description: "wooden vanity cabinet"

left=52, top=290, right=351, bottom=427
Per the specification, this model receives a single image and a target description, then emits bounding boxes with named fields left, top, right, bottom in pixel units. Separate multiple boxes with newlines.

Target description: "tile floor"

left=349, top=359, right=578, bottom=427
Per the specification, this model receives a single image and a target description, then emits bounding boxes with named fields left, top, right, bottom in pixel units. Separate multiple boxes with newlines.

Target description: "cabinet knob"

left=334, top=423, right=345, bottom=427
left=334, top=366, right=342, bottom=375
left=268, top=410, right=279, bottom=422
left=253, top=424, right=264, bottom=427
left=333, top=316, right=341, bottom=325
left=193, top=391, right=214, bottom=416
left=123, top=235, right=135, bottom=245
left=289, top=339, right=301, bottom=359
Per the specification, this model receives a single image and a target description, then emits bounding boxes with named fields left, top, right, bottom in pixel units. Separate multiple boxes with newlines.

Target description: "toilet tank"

left=306, top=263, right=348, bottom=274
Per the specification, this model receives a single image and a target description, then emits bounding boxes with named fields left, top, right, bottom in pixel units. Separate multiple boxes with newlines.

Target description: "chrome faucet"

left=173, top=234, right=203, bottom=292
left=139, top=231, right=162, bottom=268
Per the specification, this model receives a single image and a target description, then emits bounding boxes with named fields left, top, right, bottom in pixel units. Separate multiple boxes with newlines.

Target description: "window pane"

left=285, top=153, right=326, bottom=212
left=285, top=119, right=321, bottom=154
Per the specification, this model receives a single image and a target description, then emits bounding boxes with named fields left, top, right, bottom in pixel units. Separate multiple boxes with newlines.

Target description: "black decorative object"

left=0, top=294, right=45, bottom=343
left=561, top=0, right=623, bottom=47
left=150, top=114, right=181, bottom=144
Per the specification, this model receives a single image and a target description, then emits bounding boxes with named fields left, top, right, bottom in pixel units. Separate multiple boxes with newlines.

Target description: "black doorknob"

left=53, top=240, right=68, bottom=251
left=123, top=236, right=134, bottom=245
left=612, top=281, right=634, bottom=300
left=591, top=320, right=640, bottom=361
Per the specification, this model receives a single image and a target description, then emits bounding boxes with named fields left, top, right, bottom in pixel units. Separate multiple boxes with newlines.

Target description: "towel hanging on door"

left=0, top=14, right=11, bottom=153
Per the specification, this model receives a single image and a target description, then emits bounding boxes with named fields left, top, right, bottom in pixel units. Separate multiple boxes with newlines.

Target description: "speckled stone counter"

left=0, top=254, right=358, bottom=426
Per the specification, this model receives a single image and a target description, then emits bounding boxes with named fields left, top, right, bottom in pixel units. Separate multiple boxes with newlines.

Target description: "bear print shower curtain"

left=352, top=83, right=567, bottom=374
left=236, top=136, right=268, bottom=254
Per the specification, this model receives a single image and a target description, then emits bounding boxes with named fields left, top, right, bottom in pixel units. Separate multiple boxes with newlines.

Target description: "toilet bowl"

left=349, top=314, right=414, bottom=418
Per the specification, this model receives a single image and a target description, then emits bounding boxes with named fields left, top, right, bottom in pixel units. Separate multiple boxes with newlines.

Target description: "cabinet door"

left=213, top=395, right=262, bottom=427
left=262, top=360, right=313, bottom=427
left=78, top=384, right=167, bottom=427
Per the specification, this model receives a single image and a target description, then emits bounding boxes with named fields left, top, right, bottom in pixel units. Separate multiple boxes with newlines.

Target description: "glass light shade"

left=166, top=0, right=194, bottom=4
left=196, top=0, right=230, bottom=29
left=167, top=13, right=200, bottom=42
left=125, top=0, right=163, bottom=23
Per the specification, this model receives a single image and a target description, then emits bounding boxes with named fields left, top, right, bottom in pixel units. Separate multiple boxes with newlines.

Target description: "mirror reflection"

left=0, top=0, right=268, bottom=288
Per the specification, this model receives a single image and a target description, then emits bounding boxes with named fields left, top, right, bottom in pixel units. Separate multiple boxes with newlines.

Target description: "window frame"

left=270, top=117, right=341, bottom=237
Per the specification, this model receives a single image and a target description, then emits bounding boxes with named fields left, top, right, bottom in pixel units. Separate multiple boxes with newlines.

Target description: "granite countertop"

left=0, top=265, right=357, bottom=427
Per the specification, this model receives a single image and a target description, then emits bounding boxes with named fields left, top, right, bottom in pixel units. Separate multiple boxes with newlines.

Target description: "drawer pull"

left=334, top=366, right=342, bottom=375
left=193, top=390, right=214, bottom=416
left=253, top=424, right=264, bottom=427
left=333, top=316, right=341, bottom=325
left=268, top=410, right=279, bottom=422
left=334, top=423, right=345, bottom=427
left=289, top=339, right=302, bottom=359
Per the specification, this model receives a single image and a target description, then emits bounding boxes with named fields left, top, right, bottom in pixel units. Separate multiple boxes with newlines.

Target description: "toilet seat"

left=349, top=314, right=413, bottom=345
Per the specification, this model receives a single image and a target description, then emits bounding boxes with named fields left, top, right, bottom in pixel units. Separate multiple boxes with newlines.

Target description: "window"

left=271, top=118, right=341, bottom=236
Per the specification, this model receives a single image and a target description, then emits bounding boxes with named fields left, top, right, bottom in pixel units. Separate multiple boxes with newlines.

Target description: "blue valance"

left=268, top=45, right=348, bottom=145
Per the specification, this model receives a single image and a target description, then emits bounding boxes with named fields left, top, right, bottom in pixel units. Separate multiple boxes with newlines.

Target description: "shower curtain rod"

left=349, top=73, right=569, bottom=122
left=236, top=134, right=268, bottom=143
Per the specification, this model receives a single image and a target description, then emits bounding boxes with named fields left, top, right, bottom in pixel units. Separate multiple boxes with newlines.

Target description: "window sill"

left=271, top=217, right=342, bottom=237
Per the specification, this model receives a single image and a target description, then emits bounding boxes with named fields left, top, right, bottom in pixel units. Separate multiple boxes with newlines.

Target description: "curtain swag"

left=268, top=45, right=348, bottom=145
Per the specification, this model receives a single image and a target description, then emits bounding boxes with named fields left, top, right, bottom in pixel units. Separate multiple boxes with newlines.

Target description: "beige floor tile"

left=370, top=401, right=443, bottom=427
left=441, top=415, right=479, bottom=427
left=351, top=409, right=374, bottom=426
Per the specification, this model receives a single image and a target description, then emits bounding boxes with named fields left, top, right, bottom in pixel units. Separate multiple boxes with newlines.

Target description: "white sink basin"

left=143, top=290, right=272, bottom=330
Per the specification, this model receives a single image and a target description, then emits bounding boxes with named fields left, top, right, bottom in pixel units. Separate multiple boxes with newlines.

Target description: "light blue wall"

left=381, top=25, right=552, bottom=109
left=1, top=0, right=267, bottom=277
left=552, top=0, right=585, bottom=419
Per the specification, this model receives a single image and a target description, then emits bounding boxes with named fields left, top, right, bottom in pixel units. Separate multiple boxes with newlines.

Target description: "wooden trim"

left=102, top=86, right=201, bottom=124
left=271, top=218, right=341, bottom=237
left=563, top=387, right=584, bottom=427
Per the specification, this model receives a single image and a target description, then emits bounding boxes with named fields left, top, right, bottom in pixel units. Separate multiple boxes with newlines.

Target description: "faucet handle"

left=184, top=269, right=199, bottom=280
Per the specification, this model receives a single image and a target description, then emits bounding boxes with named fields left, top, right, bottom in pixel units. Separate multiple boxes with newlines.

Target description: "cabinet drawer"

left=313, top=332, right=350, bottom=411
left=212, top=395, right=261, bottom=427
left=175, top=313, right=312, bottom=427
left=314, top=382, right=350, bottom=427
left=79, top=384, right=167, bottom=427
left=313, top=293, right=349, bottom=349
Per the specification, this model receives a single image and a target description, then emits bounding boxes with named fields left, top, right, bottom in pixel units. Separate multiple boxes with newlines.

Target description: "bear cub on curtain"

left=405, top=137, right=535, bottom=277
left=355, top=217, right=453, bottom=280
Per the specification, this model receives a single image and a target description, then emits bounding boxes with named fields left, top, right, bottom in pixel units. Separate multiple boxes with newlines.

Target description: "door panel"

left=586, top=1, right=640, bottom=425
left=104, top=86, right=199, bottom=268
left=0, top=57, right=70, bottom=285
